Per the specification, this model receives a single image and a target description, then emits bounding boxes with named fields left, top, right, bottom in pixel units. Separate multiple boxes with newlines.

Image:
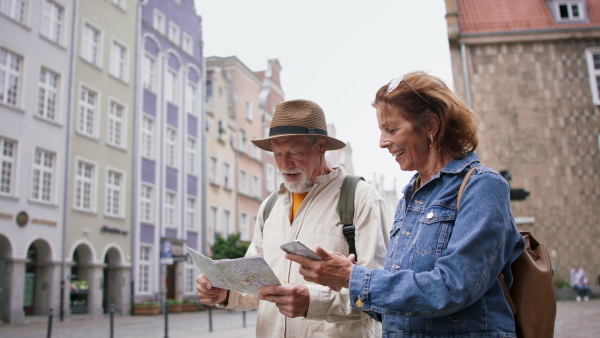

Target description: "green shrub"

left=211, top=233, right=249, bottom=260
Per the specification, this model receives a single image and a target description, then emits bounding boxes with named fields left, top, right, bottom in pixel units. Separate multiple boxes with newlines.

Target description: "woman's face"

left=377, top=105, right=430, bottom=172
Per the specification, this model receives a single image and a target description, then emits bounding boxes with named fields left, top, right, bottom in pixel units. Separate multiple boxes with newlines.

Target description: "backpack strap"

left=261, top=191, right=278, bottom=232
left=339, top=175, right=365, bottom=261
left=456, top=167, right=477, bottom=211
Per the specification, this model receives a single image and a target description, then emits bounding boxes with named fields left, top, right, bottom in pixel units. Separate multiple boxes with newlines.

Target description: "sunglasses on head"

left=387, top=75, right=434, bottom=108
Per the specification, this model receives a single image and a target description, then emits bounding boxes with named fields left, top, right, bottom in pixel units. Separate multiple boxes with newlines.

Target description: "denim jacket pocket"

left=409, top=206, right=456, bottom=270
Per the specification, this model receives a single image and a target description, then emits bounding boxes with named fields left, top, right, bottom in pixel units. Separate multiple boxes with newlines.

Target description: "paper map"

left=187, top=246, right=280, bottom=294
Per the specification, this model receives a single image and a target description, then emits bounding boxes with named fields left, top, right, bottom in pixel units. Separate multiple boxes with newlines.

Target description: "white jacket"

left=226, top=167, right=389, bottom=337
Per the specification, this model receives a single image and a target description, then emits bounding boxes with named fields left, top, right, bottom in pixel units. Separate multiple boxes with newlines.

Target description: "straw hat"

left=251, top=99, right=346, bottom=152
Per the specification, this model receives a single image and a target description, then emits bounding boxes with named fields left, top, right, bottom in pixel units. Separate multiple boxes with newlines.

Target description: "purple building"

left=135, top=0, right=204, bottom=304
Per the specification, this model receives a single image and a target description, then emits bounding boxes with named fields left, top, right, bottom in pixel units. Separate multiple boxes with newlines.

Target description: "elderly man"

left=196, top=99, right=389, bottom=337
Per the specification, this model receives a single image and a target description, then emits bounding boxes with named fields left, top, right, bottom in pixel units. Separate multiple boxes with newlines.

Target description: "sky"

left=193, top=0, right=454, bottom=195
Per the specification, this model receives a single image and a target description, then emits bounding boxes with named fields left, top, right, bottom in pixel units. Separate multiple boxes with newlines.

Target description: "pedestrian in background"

left=286, top=71, right=525, bottom=337
left=570, top=263, right=591, bottom=302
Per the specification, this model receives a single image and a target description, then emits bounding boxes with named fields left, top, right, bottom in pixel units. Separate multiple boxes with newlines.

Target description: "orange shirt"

left=291, top=192, right=309, bottom=221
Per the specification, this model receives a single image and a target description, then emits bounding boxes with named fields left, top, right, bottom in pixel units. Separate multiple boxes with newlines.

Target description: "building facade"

left=445, top=0, right=600, bottom=282
left=0, top=0, right=75, bottom=324
left=134, top=0, right=204, bottom=305
left=66, top=0, right=137, bottom=317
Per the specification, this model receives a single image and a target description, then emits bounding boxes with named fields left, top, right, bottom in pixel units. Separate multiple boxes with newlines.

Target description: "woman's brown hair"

left=372, top=71, right=478, bottom=159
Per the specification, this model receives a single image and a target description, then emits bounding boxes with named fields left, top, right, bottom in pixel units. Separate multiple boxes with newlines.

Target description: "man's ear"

left=318, top=139, right=328, bottom=154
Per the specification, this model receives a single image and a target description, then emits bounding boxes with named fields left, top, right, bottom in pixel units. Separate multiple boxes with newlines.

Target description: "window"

left=141, top=116, right=153, bottom=158
left=106, top=169, right=123, bottom=217
left=186, top=197, right=196, bottom=230
left=108, top=101, right=125, bottom=148
left=168, top=22, right=180, bottom=45
left=184, top=258, right=196, bottom=294
left=0, top=48, right=22, bottom=107
left=31, top=148, right=55, bottom=203
left=209, top=206, right=217, bottom=244
left=586, top=48, right=600, bottom=105
left=165, top=128, right=176, bottom=167
left=223, top=162, right=231, bottom=189
left=266, top=164, right=275, bottom=192
left=240, top=212, right=249, bottom=241
left=1, top=0, right=26, bottom=23
left=252, top=175, right=259, bottom=198
left=240, top=170, right=247, bottom=194
left=78, top=86, right=97, bottom=137
left=152, top=9, right=165, bottom=34
left=246, top=101, right=253, bottom=121
left=109, top=40, right=127, bottom=80
left=239, top=130, right=246, bottom=153
left=164, top=191, right=176, bottom=227
left=253, top=143, right=261, bottom=160
left=186, top=137, right=196, bottom=175
left=223, top=210, right=231, bottom=237
left=165, top=69, right=177, bottom=104
left=41, top=0, right=63, bottom=44
left=81, top=22, right=101, bottom=65
left=217, top=119, right=225, bottom=141
left=185, top=81, right=197, bottom=116
left=140, top=184, right=153, bottom=222
left=138, top=246, right=151, bottom=294
left=74, top=160, right=95, bottom=211
left=182, top=33, right=193, bottom=55
left=557, top=2, right=583, bottom=21
left=37, top=67, right=59, bottom=121
left=209, top=156, right=217, bottom=184
left=142, top=54, right=155, bottom=91
left=0, top=137, right=16, bottom=196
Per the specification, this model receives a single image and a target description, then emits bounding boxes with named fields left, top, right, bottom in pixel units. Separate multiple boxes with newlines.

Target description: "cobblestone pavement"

left=1, top=299, right=598, bottom=337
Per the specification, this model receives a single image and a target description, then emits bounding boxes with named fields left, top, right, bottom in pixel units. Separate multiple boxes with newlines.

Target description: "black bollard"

left=109, top=303, right=114, bottom=338
left=208, top=306, right=213, bottom=332
left=243, top=311, right=246, bottom=328
left=46, top=308, right=53, bottom=338
left=164, top=300, right=168, bottom=338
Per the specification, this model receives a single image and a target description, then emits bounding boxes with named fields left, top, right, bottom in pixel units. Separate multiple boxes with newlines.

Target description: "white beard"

left=281, top=168, right=314, bottom=193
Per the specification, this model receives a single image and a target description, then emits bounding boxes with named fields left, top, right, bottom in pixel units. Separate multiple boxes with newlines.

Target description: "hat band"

left=269, top=126, right=328, bottom=137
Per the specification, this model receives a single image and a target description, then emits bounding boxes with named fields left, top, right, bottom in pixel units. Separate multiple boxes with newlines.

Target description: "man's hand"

left=286, top=245, right=355, bottom=291
left=196, top=274, right=229, bottom=306
left=258, top=284, right=310, bottom=318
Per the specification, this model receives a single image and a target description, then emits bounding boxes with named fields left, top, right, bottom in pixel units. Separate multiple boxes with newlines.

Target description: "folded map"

left=187, top=246, right=281, bottom=294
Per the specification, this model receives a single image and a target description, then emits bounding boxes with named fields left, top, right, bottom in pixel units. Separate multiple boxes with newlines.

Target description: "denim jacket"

left=349, top=153, right=525, bottom=337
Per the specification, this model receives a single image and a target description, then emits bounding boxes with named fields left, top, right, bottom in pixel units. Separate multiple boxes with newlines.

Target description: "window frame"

left=138, top=246, right=152, bottom=294
left=142, top=53, right=155, bottom=92
left=105, top=167, right=125, bottom=218
left=186, top=196, right=196, bottom=230
left=0, top=136, right=17, bottom=197
left=30, top=147, right=56, bottom=204
left=107, top=99, right=126, bottom=149
left=585, top=47, right=600, bottom=105
left=109, top=38, right=128, bottom=82
left=41, top=0, right=63, bottom=45
left=77, top=84, right=99, bottom=138
left=185, top=80, right=197, bottom=116
left=74, top=158, right=97, bottom=212
left=186, top=136, right=196, bottom=175
left=152, top=9, right=165, bottom=35
left=165, top=127, right=177, bottom=168
left=37, top=66, right=60, bottom=122
left=81, top=20, right=103, bottom=67
left=0, top=47, right=23, bottom=108
left=1, top=0, right=27, bottom=24
left=168, top=21, right=180, bottom=46
left=140, top=183, right=153, bottom=223
left=164, top=190, right=176, bottom=228
left=141, top=115, right=154, bottom=159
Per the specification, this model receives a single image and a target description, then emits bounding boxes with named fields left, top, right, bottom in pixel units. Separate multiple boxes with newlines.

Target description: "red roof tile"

left=458, top=0, right=600, bottom=35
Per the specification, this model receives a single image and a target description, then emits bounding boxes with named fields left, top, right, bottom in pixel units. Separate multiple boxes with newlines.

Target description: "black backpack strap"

left=339, top=175, right=365, bottom=260
left=261, top=192, right=278, bottom=232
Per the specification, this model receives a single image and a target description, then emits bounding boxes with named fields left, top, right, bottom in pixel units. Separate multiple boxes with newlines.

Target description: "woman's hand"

left=285, top=245, right=355, bottom=291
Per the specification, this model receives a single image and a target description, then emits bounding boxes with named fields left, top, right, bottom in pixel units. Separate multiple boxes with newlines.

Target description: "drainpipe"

left=59, top=0, right=80, bottom=322
left=200, top=42, right=207, bottom=255
left=460, top=43, right=472, bottom=109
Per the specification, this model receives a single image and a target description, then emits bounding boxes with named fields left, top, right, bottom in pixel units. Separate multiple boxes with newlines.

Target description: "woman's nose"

left=379, top=134, right=390, bottom=149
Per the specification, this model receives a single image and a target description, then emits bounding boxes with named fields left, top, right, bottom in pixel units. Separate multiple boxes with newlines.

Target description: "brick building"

left=445, top=0, right=600, bottom=283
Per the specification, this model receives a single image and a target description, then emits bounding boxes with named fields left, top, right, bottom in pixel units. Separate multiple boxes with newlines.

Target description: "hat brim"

left=251, top=134, right=346, bottom=152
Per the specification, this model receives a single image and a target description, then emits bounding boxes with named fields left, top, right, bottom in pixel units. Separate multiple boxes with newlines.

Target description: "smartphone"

left=280, top=240, right=322, bottom=261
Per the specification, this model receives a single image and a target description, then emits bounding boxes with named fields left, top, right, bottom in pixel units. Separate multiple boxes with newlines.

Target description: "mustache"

left=281, top=168, right=304, bottom=175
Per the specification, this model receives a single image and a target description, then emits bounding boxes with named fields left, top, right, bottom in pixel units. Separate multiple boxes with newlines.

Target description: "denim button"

left=426, top=211, right=434, bottom=219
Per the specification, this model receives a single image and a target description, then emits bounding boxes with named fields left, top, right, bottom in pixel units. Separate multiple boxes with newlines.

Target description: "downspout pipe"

left=60, top=0, right=80, bottom=322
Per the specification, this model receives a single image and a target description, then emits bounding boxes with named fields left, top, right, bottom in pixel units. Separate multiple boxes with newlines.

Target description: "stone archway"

left=70, top=244, right=94, bottom=315
left=102, top=248, right=122, bottom=314
left=24, top=239, right=52, bottom=316
left=0, top=234, right=11, bottom=322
